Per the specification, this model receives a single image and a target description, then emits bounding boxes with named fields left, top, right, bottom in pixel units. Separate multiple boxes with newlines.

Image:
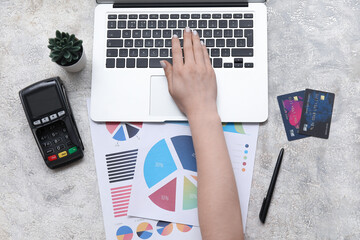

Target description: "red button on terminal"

left=48, top=155, right=57, bottom=161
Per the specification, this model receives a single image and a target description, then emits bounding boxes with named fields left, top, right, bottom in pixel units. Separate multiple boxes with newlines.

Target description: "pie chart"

left=156, top=221, right=173, bottom=236
left=106, top=122, right=142, bottom=141
left=176, top=223, right=193, bottom=232
left=116, top=225, right=133, bottom=240
left=144, top=135, right=198, bottom=212
left=136, top=222, right=153, bottom=239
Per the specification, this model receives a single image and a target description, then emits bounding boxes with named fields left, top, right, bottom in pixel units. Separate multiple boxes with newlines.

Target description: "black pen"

left=259, top=148, right=284, bottom=224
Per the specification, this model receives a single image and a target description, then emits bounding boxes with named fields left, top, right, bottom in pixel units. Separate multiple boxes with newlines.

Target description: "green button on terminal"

left=68, top=146, right=78, bottom=154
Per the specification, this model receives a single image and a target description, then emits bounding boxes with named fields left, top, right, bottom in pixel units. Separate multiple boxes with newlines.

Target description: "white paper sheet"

left=87, top=101, right=202, bottom=240
left=128, top=122, right=259, bottom=230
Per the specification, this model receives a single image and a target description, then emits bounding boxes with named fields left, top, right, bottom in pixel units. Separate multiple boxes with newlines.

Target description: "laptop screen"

left=97, top=0, right=265, bottom=3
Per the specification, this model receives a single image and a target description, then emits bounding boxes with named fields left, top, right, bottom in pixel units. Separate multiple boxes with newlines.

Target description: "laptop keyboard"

left=106, top=13, right=254, bottom=69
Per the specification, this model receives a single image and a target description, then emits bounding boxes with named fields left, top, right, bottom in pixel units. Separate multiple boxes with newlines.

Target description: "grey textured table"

left=1, top=0, right=360, bottom=239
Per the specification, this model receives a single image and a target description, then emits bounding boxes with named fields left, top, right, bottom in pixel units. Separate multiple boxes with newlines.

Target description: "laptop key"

left=224, top=29, right=232, bottom=37
left=229, top=20, right=238, bottom=28
left=118, top=14, right=127, bottom=19
left=233, top=13, right=243, bottom=19
left=198, top=20, right=207, bottom=28
left=106, top=58, right=115, bottom=68
left=143, top=30, right=151, bottom=38
left=239, top=20, right=253, bottom=28
left=173, top=30, right=182, bottom=38
left=191, top=14, right=200, bottom=19
left=135, top=39, right=143, bottom=47
left=181, top=14, right=190, bottom=19
left=221, top=48, right=230, bottom=57
left=232, top=48, right=254, bottom=57
left=234, top=63, right=243, bottom=68
left=237, top=39, right=246, bottom=47
left=224, top=63, right=233, bottom=68
left=128, top=21, right=136, bottom=28
left=209, top=20, right=217, bottom=28
left=216, top=39, right=225, bottom=47
left=244, top=14, right=253, bottom=19
left=125, top=39, right=133, bottom=47
left=126, top=58, right=135, bottom=68
left=122, top=30, right=131, bottom=38
left=107, top=30, right=121, bottom=38
left=150, top=14, right=158, bottom=19
left=213, top=58, right=222, bottom=68
left=234, top=29, right=243, bottom=37
left=150, top=49, right=158, bottom=57
left=163, top=30, right=172, bottom=38
left=153, top=30, right=161, bottom=38
left=119, top=49, right=128, bottom=57
left=107, top=40, right=123, bottom=47
left=202, top=14, right=211, bottom=19
left=108, top=21, right=116, bottom=29
left=178, top=20, right=187, bottom=28
left=129, top=14, right=138, bottom=19
left=245, top=29, right=253, bottom=47
left=226, top=39, right=235, bottom=47
left=197, top=30, right=202, bottom=37
left=160, top=14, right=169, bottom=19
left=212, top=14, right=221, bottom=19
left=219, top=20, right=227, bottom=28
left=116, top=58, right=125, bottom=68
left=214, top=30, right=222, bottom=38
left=137, top=58, right=148, bottom=68
left=160, top=49, right=169, bottom=57
left=138, top=20, right=147, bottom=28
left=107, top=49, right=118, bottom=57
left=223, top=14, right=232, bottom=19
left=139, top=14, right=148, bottom=19
left=211, top=49, right=220, bottom=57
left=145, top=39, right=154, bottom=47
left=165, top=39, right=172, bottom=47
left=203, top=30, right=212, bottom=38
left=118, top=21, right=126, bottom=28
left=108, top=15, right=117, bottom=19
left=148, top=20, right=156, bottom=28
left=155, top=39, right=164, bottom=47
left=245, top=63, right=254, bottom=68
left=132, top=30, right=141, bottom=38
left=188, top=20, right=197, bottom=28
left=158, top=20, right=167, bottom=28
left=170, top=14, right=179, bottom=19
left=206, top=39, right=215, bottom=47
left=168, top=20, right=177, bottom=28
left=149, top=58, right=173, bottom=68
left=139, top=49, right=148, bottom=57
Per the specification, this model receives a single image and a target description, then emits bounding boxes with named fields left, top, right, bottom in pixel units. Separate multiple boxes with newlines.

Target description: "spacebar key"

left=231, top=48, right=254, bottom=57
left=149, top=58, right=173, bottom=68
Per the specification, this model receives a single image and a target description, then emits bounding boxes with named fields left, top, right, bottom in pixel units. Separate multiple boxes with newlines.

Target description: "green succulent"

left=48, top=30, right=83, bottom=66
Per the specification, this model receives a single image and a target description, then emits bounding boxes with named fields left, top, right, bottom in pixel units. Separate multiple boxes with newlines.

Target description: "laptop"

left=91, top=0, right=268, bottom=122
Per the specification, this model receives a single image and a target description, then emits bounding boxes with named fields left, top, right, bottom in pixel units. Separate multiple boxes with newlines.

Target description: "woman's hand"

left=161, top=27, right=218, bottom=120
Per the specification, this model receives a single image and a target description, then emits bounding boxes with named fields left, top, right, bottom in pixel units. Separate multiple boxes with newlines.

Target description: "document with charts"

left=128, top=122, right=259, bottom=229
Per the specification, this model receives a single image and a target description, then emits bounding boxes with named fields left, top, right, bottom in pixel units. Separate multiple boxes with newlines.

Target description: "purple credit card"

left=277, top=91, right=310, bottom=141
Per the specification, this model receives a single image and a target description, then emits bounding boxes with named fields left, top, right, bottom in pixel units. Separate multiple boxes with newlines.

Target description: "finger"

left=201, top=42, right=212, bottom=68
left=171, top=34, right=183, bottom=67
left=161, top=60, right=174, bottom=93
left=192, top=30, right=205, bottom=65
left=183, top=27, right=195, bottom=64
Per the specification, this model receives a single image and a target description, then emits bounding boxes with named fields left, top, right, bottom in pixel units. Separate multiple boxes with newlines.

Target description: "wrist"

left=187, top=107, right=220, bottom=124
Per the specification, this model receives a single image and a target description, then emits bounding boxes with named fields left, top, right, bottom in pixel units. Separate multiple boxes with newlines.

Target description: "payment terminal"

left=19, top=77, right=84, bottom=169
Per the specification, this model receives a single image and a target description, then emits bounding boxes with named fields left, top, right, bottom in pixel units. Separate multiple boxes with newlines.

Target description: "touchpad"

left=150, top=75, right=184, bottom=117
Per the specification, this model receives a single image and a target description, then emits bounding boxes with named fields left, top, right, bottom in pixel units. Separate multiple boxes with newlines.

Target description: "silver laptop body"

left=91, top=0, right=268, bottom=122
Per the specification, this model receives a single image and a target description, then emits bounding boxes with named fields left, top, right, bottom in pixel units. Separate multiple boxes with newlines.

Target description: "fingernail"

left=192, top=30, right=198, bottom=36
left=160, top=61, right=166, bottom=68
left=185, top=26, right=191, bottom=32
left=200, top=40, right=204, bottom=46
left=173, top=34, right=178, bottom=39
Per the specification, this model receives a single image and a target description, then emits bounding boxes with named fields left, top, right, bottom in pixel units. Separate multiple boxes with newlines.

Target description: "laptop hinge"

left=113, top=2, right=249, bottom=8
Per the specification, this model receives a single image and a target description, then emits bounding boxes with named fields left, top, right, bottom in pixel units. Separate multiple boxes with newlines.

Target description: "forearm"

left=188, top=112, right=244, bottom=240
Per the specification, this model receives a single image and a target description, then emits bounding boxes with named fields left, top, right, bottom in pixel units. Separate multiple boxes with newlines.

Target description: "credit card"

left=299, top=89, right=335, bottom=139
left=277, top=91, right=310, bottom=141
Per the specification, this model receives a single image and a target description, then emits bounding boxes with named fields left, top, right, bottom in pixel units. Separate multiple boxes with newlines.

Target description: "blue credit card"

left=277, top=91, right=310, bottom=141
left=299, top=89, right=335, bottom=139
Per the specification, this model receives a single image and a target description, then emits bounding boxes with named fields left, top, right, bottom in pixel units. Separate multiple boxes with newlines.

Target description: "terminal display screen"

left=26, top=86, right=62, bottom=119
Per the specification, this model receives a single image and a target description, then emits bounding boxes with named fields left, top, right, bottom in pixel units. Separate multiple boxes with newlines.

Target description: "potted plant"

left=48, top=30, right=86, bottom=72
